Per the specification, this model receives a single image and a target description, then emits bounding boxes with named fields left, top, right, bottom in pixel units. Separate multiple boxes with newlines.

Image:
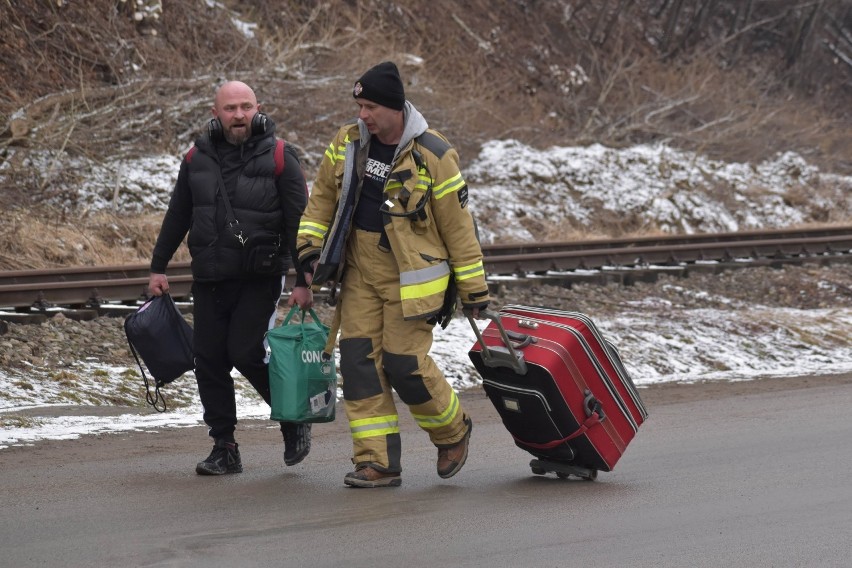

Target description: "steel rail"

left=483, top=235, right=852, bottom=274
left=1, top=228, right=850, bottom=311
left=482, top=224, right=852, bottom=256
left=0, top=262, right=192, bottom=286
left=3, top=225, right=849, bottom=288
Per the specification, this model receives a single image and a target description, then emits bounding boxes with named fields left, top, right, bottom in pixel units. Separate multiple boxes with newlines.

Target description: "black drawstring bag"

left=124, top=293, right=194, bottom=412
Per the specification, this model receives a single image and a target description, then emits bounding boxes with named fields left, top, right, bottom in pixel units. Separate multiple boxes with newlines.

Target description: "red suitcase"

left=468, top=305, right=648, bottom=479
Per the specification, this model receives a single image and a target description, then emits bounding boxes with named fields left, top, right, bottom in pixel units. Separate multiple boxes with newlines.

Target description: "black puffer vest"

left=185, top=130, right=283, bottom=281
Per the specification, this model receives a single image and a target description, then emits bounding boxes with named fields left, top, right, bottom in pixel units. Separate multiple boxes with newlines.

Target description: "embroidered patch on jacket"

left=458, top=185, right=469, bottom=208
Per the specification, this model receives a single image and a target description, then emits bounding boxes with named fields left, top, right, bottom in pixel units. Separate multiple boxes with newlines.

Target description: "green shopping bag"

left=267, top=307, right=337, bottom=423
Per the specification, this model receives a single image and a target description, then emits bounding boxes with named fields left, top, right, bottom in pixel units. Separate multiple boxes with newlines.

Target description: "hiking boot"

left=281, top=422, right=311, bottom=466
left=437, top=416, right=473, bottom=479
left=196, top=439, right=242, bottom=475
left=343, top=463, right=402, bottom=488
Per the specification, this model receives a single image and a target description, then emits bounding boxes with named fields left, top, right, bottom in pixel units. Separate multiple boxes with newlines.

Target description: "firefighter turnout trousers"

left=339, top=229, right=469, bottom=473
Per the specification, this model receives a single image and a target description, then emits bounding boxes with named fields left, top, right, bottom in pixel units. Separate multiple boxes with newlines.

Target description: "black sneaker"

left=196, top=439, right=243, bottom=475
left=281, top=422, right=311, bottom=466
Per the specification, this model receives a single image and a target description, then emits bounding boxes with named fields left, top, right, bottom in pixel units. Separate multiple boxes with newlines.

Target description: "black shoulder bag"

left=216, top=169, right=284, bottom=275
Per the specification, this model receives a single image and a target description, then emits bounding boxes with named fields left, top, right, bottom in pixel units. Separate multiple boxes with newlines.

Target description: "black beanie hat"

left=353, top=61, right=406, bottom=110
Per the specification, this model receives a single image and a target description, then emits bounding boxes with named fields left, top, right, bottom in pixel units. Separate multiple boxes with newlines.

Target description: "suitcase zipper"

left=482, top=378, right=552, bottom=412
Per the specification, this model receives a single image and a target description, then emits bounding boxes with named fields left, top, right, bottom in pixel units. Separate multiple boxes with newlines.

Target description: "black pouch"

left=242, top=230, right=283, bottom=274
left=124, top=293, right=194, bottom=412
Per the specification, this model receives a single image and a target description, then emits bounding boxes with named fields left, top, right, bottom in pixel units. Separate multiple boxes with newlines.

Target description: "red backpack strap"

left=274, top=139, right=285, bottom=176
left=185, top=146, right=197, bottom=163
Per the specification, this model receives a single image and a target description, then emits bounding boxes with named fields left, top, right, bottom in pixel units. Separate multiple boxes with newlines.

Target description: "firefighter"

left=297, top=61, right=489, bottom=487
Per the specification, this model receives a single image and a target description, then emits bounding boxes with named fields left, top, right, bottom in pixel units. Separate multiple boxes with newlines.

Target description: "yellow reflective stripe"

left=412, top=391, right=460, bottom=429
left=385, top=180, right=403, bottom=191
left=453, top=260, right=485, bottom=281
left=400, top=262, right=450, bottom=285
left=400, top=273, right=449, bottom=301
left=323, top=143, right=335, bottom=161
left=337, top=134, right=351, bottom=161
left=298, top=220, right=328, bottom=239
left=350, top=415, right=400, bottom=439
left=432, top=172, right=465, bottom=199
left=400, top=262, right=450, bottom=300
left=415, top=174, right=430, bottom=191
left=324, top=141, right=347, bottom=163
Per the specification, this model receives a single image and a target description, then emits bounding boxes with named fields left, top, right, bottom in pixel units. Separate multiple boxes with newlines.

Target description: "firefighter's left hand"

left=464, top=303, right=489, bottom=319
left=288, top=286, right=314, bottom=310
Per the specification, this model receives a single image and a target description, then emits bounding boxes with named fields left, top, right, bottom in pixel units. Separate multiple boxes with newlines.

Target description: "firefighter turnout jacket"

left=296, top=102, right=490, bottom=321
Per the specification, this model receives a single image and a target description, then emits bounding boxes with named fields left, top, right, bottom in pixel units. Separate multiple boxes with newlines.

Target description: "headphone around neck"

left=207, top=112, right=269, bottom=142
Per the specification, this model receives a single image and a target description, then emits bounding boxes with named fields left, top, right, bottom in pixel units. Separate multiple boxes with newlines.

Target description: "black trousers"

left=192, top=277, right=283, bottom=440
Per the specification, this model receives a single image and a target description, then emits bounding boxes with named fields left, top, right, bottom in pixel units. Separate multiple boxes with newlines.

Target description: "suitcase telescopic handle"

left=466, top=309, right=528, bottom=375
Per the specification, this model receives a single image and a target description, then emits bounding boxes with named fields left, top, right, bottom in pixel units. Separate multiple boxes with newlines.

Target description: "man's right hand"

left=148, top=273, right=169, bottom=296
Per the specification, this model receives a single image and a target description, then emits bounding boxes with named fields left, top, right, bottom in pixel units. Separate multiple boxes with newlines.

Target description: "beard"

left=224, top=125, right=250, bottom=145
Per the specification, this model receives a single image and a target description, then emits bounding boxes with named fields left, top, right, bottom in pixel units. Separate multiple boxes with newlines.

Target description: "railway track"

left=1, top=225, right=850, bottom=319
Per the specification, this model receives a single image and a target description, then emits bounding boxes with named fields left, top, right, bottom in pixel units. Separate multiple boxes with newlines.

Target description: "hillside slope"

left=0, top=0, right=850, bottom=267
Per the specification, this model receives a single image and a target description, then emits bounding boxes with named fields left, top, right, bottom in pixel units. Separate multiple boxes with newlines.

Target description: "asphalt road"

left=2, top=374, right=851, bottom=568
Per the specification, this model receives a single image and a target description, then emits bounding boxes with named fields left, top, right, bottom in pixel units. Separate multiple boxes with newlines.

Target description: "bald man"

left=148, top=81, right=313, bottom=475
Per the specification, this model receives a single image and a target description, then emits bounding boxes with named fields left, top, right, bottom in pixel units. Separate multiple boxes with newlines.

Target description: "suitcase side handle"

left=505, top=329, right=536, bottom=348
left=466, top=309, right=528, bottom=375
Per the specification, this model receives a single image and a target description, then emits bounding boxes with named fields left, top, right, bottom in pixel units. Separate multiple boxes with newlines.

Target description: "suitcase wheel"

left=530, top=459, right=598, bottom=481
left=578, top=469, right=598, bottom=481
left=555, top=471, right=597, bottom=480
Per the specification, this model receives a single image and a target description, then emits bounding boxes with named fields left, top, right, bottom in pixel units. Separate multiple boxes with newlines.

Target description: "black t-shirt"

left=354, top=139, right=396, bottom=232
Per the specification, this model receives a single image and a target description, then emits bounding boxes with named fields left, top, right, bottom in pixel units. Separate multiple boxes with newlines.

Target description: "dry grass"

left=0, top=209, right=187, bottom=271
